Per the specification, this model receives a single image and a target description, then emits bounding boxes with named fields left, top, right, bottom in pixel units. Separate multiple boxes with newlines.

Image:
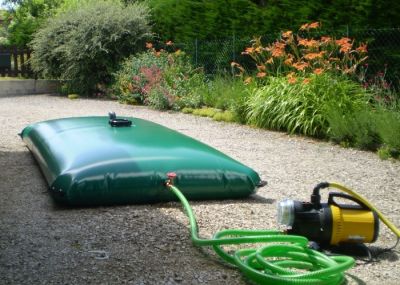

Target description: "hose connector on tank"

left=165, top=172, right=177, bottom=187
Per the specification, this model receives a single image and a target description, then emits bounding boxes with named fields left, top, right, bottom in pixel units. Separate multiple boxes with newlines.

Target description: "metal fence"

left=174, top=28, right=400, bottom=85
left=0, top=46, right=33, bottom=77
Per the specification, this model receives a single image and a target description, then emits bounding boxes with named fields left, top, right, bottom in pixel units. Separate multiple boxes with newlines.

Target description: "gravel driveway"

left=1, top=94, right=399, bottom=285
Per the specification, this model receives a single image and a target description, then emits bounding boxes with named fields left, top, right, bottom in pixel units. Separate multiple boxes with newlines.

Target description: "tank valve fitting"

left=165, top=172, right=177, bottom=186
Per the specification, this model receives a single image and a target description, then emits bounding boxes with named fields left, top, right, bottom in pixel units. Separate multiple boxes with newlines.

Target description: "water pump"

left=277, top=182, right=381, bottom=245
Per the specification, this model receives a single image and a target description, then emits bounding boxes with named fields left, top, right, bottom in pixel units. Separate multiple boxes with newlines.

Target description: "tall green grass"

left=193, top=75, right=254, bottom=123
left=195, top=76, right=251, bottom=108
left=246, top=74, right=368, bottom=138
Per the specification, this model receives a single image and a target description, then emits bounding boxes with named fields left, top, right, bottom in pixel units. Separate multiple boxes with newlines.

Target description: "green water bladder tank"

left=21, top=115, right=264, bottom=206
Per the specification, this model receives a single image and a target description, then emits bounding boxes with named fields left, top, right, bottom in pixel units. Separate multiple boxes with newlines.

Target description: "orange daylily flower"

left=287, top=72, right=297, bottom=84
left=356, top=43, right=367, bottom=53
left=268, top=41, right=286, bottom=57
left=271, top=48, right=285, bottom=57
left=340, top=43, right=352, bottom=53
left=304, top=52, right=324, bottom=60
left=257, top=72, right=267, bottom=78
left=166, top=40, right=173, bottom=46
left=231, top=61, right=245, bottom=73
left=299, top=22, right=319, bottom=30
left=292, top=61, right=309, bottom=71
left=146, top=42, right=153, bottom=49
left=303, top=78, right=311, bottom=84
left=282, top=30, right=293, bottom=39
left=266, top=58, right=274, bottom=64
left=284, top=57, right=293, bottom=66
left=320, top=36, right=332, bottom=44
left=298, top=38, right=319, bottom=48
left=308, top=22, right=320, bottom=29
left=244, top=77, right=252, bottom=85
left=257, top=65, right=266, bottom=72
left=313, top=68, right=324, bottom=75
left=275, top=42, right=286, bottom=49
left=335, top=37, right=352, bottom=46
left=300, top=23, right=309, bottom=30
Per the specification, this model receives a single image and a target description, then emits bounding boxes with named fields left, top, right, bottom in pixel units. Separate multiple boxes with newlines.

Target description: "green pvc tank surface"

left=21, top=115, right=264, bottom=206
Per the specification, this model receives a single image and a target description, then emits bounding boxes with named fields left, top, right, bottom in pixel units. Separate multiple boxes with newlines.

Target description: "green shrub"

left=377, top=146, right=392, bottom=160
left=196, top=76, right=251, bottom=110
left=67, top=94, right=79, bottom=100
left=212, top=111, right=237, bottom=122
left=147, top=86, right=170, bottom=110
left=113, top=47, right=205, bottom=110
left=189, top=107, right=237, bottom=123
left=181, top=107, right=194, bottom=114
left=326, top=107, right=381, bottom=151
left=246, top=73, right=368, bottom=137
left=326, top=99, right=400, bottom=153
left=375, top=108, right=400, bottom=151
left=30, top=0, right=151, bottom=95
left=192, top=107, right=221, bottom=117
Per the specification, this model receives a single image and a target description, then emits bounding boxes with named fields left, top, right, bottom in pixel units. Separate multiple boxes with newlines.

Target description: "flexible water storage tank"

left=21, top=114, right=264, bottom=206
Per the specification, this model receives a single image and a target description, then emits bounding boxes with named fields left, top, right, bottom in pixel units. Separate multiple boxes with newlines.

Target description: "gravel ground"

left=0, top=94, right=399, bottom=285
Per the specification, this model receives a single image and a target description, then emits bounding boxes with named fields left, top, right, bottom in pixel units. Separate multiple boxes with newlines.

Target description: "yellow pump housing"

left=330, top=204, right=379, bottom=245
left=277, top=182, right=381, bottom=245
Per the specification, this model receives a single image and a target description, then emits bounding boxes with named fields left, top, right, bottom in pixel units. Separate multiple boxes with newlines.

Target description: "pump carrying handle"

left=326, top=182, right=400, bottom=238
left=328, top=192, right=370, bottom=210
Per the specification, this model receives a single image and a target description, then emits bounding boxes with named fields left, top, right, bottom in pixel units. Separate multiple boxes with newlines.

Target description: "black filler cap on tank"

left=108, top=112, right=132, bottom=127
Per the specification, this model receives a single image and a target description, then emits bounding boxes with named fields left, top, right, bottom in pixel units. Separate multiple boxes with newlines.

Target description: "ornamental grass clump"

left=246, top=73, right=369, bottom=138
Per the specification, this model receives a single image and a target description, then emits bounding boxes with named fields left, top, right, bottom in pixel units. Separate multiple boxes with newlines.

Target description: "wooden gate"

left=0, top=46, right=33, bottom=77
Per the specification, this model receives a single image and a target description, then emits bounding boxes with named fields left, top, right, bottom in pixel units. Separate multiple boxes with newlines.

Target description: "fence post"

left=232, top=32, right=236, bottom=62
left=195, top=38, right=198, bottom=66
left=12, top=46, right=18, bottom=77
left=21, top=48, right=26, bottom=77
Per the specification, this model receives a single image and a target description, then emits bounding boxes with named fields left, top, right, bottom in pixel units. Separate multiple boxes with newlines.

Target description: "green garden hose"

left=167, top=183, right=355, bottom=285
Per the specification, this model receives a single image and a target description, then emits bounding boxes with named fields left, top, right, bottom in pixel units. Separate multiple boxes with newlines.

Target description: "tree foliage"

left=6, top=0, right=63, bottom=47
left=30, top=0, right=151, bottom=95
left=138, top=0, right=400, bottom=42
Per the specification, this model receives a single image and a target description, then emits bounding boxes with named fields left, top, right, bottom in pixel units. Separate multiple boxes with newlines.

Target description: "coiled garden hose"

left=167, top=183, right=355, bottom=285
left=328, top=182, right=400, bottom=238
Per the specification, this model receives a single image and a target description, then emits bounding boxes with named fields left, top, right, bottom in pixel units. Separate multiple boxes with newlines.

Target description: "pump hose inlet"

left=167, top=184, right=355, bottom=285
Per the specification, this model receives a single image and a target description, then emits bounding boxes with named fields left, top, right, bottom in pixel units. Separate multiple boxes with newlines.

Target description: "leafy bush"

left=246, top=73, right=368, bottom=137
left=327, top=103, right=400, bottom=153
left=375, top=108, right=400, bottom=152
left=113, top=45, right=205, bottom=110
left=30, top=0, right=151, bottom=95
